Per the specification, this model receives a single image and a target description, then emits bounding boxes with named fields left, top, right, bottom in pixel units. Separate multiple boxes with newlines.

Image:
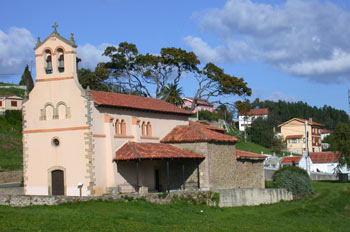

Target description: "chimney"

left=309, top=118, right=312, bottom=124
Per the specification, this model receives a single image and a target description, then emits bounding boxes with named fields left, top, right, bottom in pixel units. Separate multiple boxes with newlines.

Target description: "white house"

left=238, top=108, right=268, bottom=131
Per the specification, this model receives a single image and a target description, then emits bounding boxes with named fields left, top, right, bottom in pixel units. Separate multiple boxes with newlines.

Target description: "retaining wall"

left=0, top=188, right=293, bottom=208
left=218, top=188, right=293, bottom=207
left=0, top=171, right=22, bottom=184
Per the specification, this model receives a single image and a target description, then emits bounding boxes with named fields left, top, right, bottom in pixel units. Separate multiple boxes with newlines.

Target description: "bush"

left=272, top=166, right=312, bottom=199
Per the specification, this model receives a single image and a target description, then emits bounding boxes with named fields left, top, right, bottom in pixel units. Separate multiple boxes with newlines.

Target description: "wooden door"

left=52, top=170, right=64, bottom=195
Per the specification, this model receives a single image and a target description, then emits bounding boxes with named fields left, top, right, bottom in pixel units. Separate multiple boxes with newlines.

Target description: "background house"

left=238, top=108, right=268, bottom=131
left=0, top=95, right=23, bottom=115
left=279, top=118, right=323, bottom=154
left=182, top=97, right=214, bottom=113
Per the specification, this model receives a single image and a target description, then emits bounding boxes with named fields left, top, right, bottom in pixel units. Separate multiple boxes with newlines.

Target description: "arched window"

left=121, top=120, right=126, bottom=135
left=147, top=122, right=152, bottom=136
left=57, top=48, right=64, bottom=73
left=142, top=121, right=146, bottom=136
left=57, top=104, right=67, bottom=119
left=45, top=104, right=54, bottom=120
left=115, top=120, right=120, bottom=135
left=45, top=49, right=52, bottom=74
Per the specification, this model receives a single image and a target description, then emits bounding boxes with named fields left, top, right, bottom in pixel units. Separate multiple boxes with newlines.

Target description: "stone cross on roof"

left=52, top=22, right=58, bottom=33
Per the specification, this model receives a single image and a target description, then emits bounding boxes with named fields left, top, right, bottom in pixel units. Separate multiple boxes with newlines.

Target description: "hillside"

left=0, top=111, right=22, bottom=171
left=0, top=82, right=25, bottom=97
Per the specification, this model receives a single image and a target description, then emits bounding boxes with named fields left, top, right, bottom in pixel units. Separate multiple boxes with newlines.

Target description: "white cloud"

left=0, top=27, right=35, bottom=78
left=77, top=43, right=111, bottom=70
left=186, top=0, right=350, bottom=82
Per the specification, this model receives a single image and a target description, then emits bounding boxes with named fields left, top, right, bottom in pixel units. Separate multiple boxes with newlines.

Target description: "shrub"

left=272, top=166, right=312, bottom=199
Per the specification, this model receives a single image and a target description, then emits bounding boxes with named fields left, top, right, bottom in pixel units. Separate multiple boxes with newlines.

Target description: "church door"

left=52, top=170, right=64, bottom=195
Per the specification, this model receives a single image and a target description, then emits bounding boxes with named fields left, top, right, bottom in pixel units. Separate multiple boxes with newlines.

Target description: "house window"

left=0, top=101, right=2, bottom=107
left=11, top=101, right=17, bottom=107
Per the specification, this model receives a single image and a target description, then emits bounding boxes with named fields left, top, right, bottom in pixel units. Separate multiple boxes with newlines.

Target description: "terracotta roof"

left=236, top=150, right=267, bottom=160
left=161, top=123, right=238, bottom=143
left=309, top=152, right=339, bottom=163
left=114, top=142, right=204, bottom=161
left=238, top=108, right=268, bottom=116
left=189, top=121, right=226, bottom=133
left=320, top=129, right=331, bottom=134
left=285, top=134, right=303, bottom=139
left=184, top=97, right=213, bottom=106
left=279, top=118, right=324, bottom=127
left=90, top=90, right=192, bottom=115
left=281, top=156, right=302, bottom=164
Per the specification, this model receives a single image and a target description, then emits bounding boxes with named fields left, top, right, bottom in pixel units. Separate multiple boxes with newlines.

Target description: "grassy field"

left=0, top=181, right=349, bottom=231
left=235, top=140, right=273, bottom=155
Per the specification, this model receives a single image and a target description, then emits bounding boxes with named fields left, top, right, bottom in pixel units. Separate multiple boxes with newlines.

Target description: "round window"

left=52, top=138, right=60, bottom=146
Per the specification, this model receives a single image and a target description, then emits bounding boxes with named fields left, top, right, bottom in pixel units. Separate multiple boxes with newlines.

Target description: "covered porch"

left=114, top=142, right=204, bottom=193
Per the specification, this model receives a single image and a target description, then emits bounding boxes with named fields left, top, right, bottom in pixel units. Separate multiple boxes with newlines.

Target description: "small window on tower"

left=11, top=101, right=17, bottom=107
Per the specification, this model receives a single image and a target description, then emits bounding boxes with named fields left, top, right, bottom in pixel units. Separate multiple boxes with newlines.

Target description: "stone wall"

left=264, top=169, right=338, bottom=181
left=171, top=142, right=265, bottom=190
left=0, top=189, right=293, bottom=207
left=0, top=171, right=22, bottom=184
left=219, top=188, right=293, bottom=207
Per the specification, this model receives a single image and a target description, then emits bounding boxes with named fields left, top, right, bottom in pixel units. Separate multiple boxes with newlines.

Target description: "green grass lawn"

left=235, top=140, right=273, bottom=155
left=0, top=181, right=349, bottom=231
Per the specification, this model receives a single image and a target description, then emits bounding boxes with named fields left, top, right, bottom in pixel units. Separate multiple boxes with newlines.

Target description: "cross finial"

left=52, top=22, right=58, bottom=32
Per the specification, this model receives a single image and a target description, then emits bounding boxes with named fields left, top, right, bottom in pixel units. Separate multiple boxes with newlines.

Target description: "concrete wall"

left=218, top=188, right=293, bottom=207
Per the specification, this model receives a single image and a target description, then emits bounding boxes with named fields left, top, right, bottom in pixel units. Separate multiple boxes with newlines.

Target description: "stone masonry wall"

left=0, top=171, right=23, bottom=184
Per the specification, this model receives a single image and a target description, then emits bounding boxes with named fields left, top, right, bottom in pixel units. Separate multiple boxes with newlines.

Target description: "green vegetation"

left=327, top=122, right=350, bottom=167
left=248, top=98, right=349, bottom=130
left=0, top=110, right=22, bottom=171
left=235, top=140, right=273, bottom=155
left=273, top=166, right=313, bottom=199
left=0, top=182, right=349, bottom=231
left=0, top=87, right=25, bottom=98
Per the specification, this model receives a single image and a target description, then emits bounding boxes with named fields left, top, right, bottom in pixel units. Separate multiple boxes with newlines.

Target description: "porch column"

left=166, top=159, right=170, bottom=192
left=136, top=159, right=139, bottom=192
left=197, top=160, right=200, bottom=189
left=182, top=160, right=185, bottom=190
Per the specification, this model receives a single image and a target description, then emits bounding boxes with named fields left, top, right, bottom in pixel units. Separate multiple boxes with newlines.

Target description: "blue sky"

left=1, top=0, right=350, bottom=112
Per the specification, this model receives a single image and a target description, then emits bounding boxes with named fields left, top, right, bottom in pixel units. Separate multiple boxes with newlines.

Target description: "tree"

left=78, top=63, right=111, bottom=91
left=189, top=63, right=251, bottom=111
left=160, top=83, right=184, bottom=106
left=246, top=118, right=274, bottom=148
left=271, top=137, right=286, bottom=154
left=19, top=65, right=34, bottom=92
left=328, top=122, right=350, bottom=167
left=103, top=43, right=200, bottom=99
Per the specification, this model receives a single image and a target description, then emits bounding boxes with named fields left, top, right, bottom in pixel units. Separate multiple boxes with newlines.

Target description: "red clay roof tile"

left=236, top=150, right=267, bottom=160
left=90, top=90, right=192, bottom=115
left=161, top=123, right=238, bottom=143
left=285, top=134, right=304, bottom=139
left=189, top=121, right=226, bottom=133
left=114, top=142, right=204, bottom=161
left=281, top=156, right=302, bottom=164
left=238, top=108, right=268, bottom=116
left=309, top=152, right=339, bottom=163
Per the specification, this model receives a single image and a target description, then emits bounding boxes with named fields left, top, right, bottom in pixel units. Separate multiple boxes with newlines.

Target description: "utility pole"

left=304, top=121, right=310, bottom=174
left=348, top=89, right=350, bottom=119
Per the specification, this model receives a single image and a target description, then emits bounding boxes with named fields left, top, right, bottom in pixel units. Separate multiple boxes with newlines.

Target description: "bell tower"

left=34, top=22, right=78, bottom=81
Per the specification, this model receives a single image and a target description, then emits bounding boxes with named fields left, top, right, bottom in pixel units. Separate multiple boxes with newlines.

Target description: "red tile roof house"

left=182, top=97, right=215, bottom=113
left=238, top=108, right=269, bottom=131
left=280, top=152, right=348, bottom=174
left=23, top=27, right=267, bottom=197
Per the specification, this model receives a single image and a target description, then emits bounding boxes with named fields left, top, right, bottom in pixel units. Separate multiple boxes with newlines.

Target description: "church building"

left=23, top=24, right=266, bottom=196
